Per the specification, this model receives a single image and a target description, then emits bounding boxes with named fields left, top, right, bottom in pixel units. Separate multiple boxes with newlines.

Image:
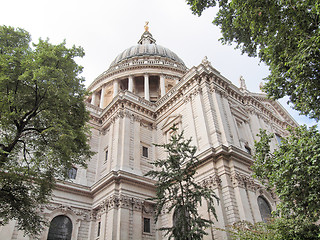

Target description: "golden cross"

left=144, top=21, right=149, bottom=31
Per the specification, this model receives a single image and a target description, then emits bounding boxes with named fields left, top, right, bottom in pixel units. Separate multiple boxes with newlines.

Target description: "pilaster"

left=211, top=89, right=232, bottom=145
left=231, top=172, right=258, bottom=223
left=202, top=81, right=222, bottom=148
left=117, top=207, right=130, bottom=240
left=250, top=112, right=262, bottom=141
left=184, top=95, right=199, bottom=149
left=107, top=123, right=114, bottom=173
left=216, top=158, right=241, bottom=225
left=120, top=114, right=131, bottom=171
left=133, top=116, right=142, bottom=175
left=192, top=85, right=212, bottom=151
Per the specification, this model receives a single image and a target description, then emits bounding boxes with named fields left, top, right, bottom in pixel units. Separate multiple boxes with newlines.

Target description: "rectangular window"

left=143, top=217, right=151, bottom=233
left=97, top=221, right=101, bottom=237
left=142, top=146, right=148, bottom=158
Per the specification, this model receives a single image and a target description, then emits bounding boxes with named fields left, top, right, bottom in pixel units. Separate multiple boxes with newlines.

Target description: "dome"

left=87, top=26, right=188, bottom=98
left=109, top=30, right=186, bottom=68
left=109, top=44, right=186, bottom=67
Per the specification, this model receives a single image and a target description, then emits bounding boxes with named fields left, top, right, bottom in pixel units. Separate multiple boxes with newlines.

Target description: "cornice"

left=54, top=180, right=91, bottom=197
left=90, top=170, right=156, bottom=196
left=44, top=202, right=91, bottom=221
left=92, top=193, right=155, bottom=219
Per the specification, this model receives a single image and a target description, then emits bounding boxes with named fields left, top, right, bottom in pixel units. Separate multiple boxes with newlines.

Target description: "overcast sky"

left=1, top=0, right=318, bottom=127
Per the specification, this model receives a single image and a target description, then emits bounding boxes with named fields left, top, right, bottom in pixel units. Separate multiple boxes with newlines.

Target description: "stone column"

left=113, top=80, right=119, bottom=98
left=160, top=75, right=166, bottom=97
left=128, top=75, right=133, bottom=92
left=99, top=86, right=105, bottom=108
left=144, top=74, right=150, bottom=101
left=91, top=91, right=96, bottom=105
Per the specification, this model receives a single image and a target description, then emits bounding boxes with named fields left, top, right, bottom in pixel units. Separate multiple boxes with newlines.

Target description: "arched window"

left=257, top=196, right=272, bottom=223
left=47, top=215, right=72, bottom=240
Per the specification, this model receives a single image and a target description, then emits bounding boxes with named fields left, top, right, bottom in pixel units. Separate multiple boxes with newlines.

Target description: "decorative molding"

left=200, top=174, right=222, bottom=189
left=93, top=194, right=152, bottom=214
left=45, top=203, right=91, bottom=221
left=143, top=202, right=154, bottom=214
left=230, top=172, right=259, bottom=192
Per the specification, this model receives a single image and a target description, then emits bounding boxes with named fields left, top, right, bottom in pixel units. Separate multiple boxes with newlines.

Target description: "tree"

left=0, top=26, right=94, bottom=237
left=228, top=218, right=320, bottom=240
left=145, top=126, right=219, bottom=240
left=252, top=126, right=320, bottom=222
left=186, top=0, right=320, bottom=120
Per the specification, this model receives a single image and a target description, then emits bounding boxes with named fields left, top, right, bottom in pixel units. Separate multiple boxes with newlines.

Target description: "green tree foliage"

left=186, top=0, right=320, bottom=120
left=228, top=218, right=320, bottom=240
left=253, top=126, right=320, bottom=222
left=145, top=126, right=219, bottom=240
left=0, top=26, right=94, bottom=236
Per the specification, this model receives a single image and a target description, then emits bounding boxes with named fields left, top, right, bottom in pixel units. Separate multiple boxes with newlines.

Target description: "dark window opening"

left=97, top=221, right=101, bottom=237
left=105, top=150, right=108, bottom=163
left=47, top=215, right=72, bottom=240
left=143, top=217, right=151, bottom=233
left=142, top=146, right=148, bottom=158
left=68, top=167, right=77, bottom=180
left=258, top=196, right=272, bottom=223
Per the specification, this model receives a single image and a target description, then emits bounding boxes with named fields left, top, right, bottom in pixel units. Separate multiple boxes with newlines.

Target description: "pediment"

left=251, top=94, right=298, bottom=127
left=161, top=115, right=182, bottom=133
left=230, top=103, right=249, bottom=121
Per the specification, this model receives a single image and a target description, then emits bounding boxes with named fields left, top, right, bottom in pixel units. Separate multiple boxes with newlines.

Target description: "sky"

left=1, top=0, right=318, bottom=127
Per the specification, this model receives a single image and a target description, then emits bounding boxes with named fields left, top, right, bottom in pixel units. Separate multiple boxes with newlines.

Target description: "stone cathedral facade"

left=1, top=27, right=298, bottom=240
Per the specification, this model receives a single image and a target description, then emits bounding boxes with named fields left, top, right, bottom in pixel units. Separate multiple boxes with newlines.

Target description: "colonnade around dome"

left=87, top=73, right=179, bottom=108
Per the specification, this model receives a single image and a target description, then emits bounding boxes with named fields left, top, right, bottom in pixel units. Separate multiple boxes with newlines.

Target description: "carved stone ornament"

left=200, top=175, right=222, bottom=189
left=45, top=203, right=91, bottom=221
left=94, top=195, right=150, bottom=213
left=143, top=203, right=154, bottom=214
left=230, top=172, right=258, bottom=191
